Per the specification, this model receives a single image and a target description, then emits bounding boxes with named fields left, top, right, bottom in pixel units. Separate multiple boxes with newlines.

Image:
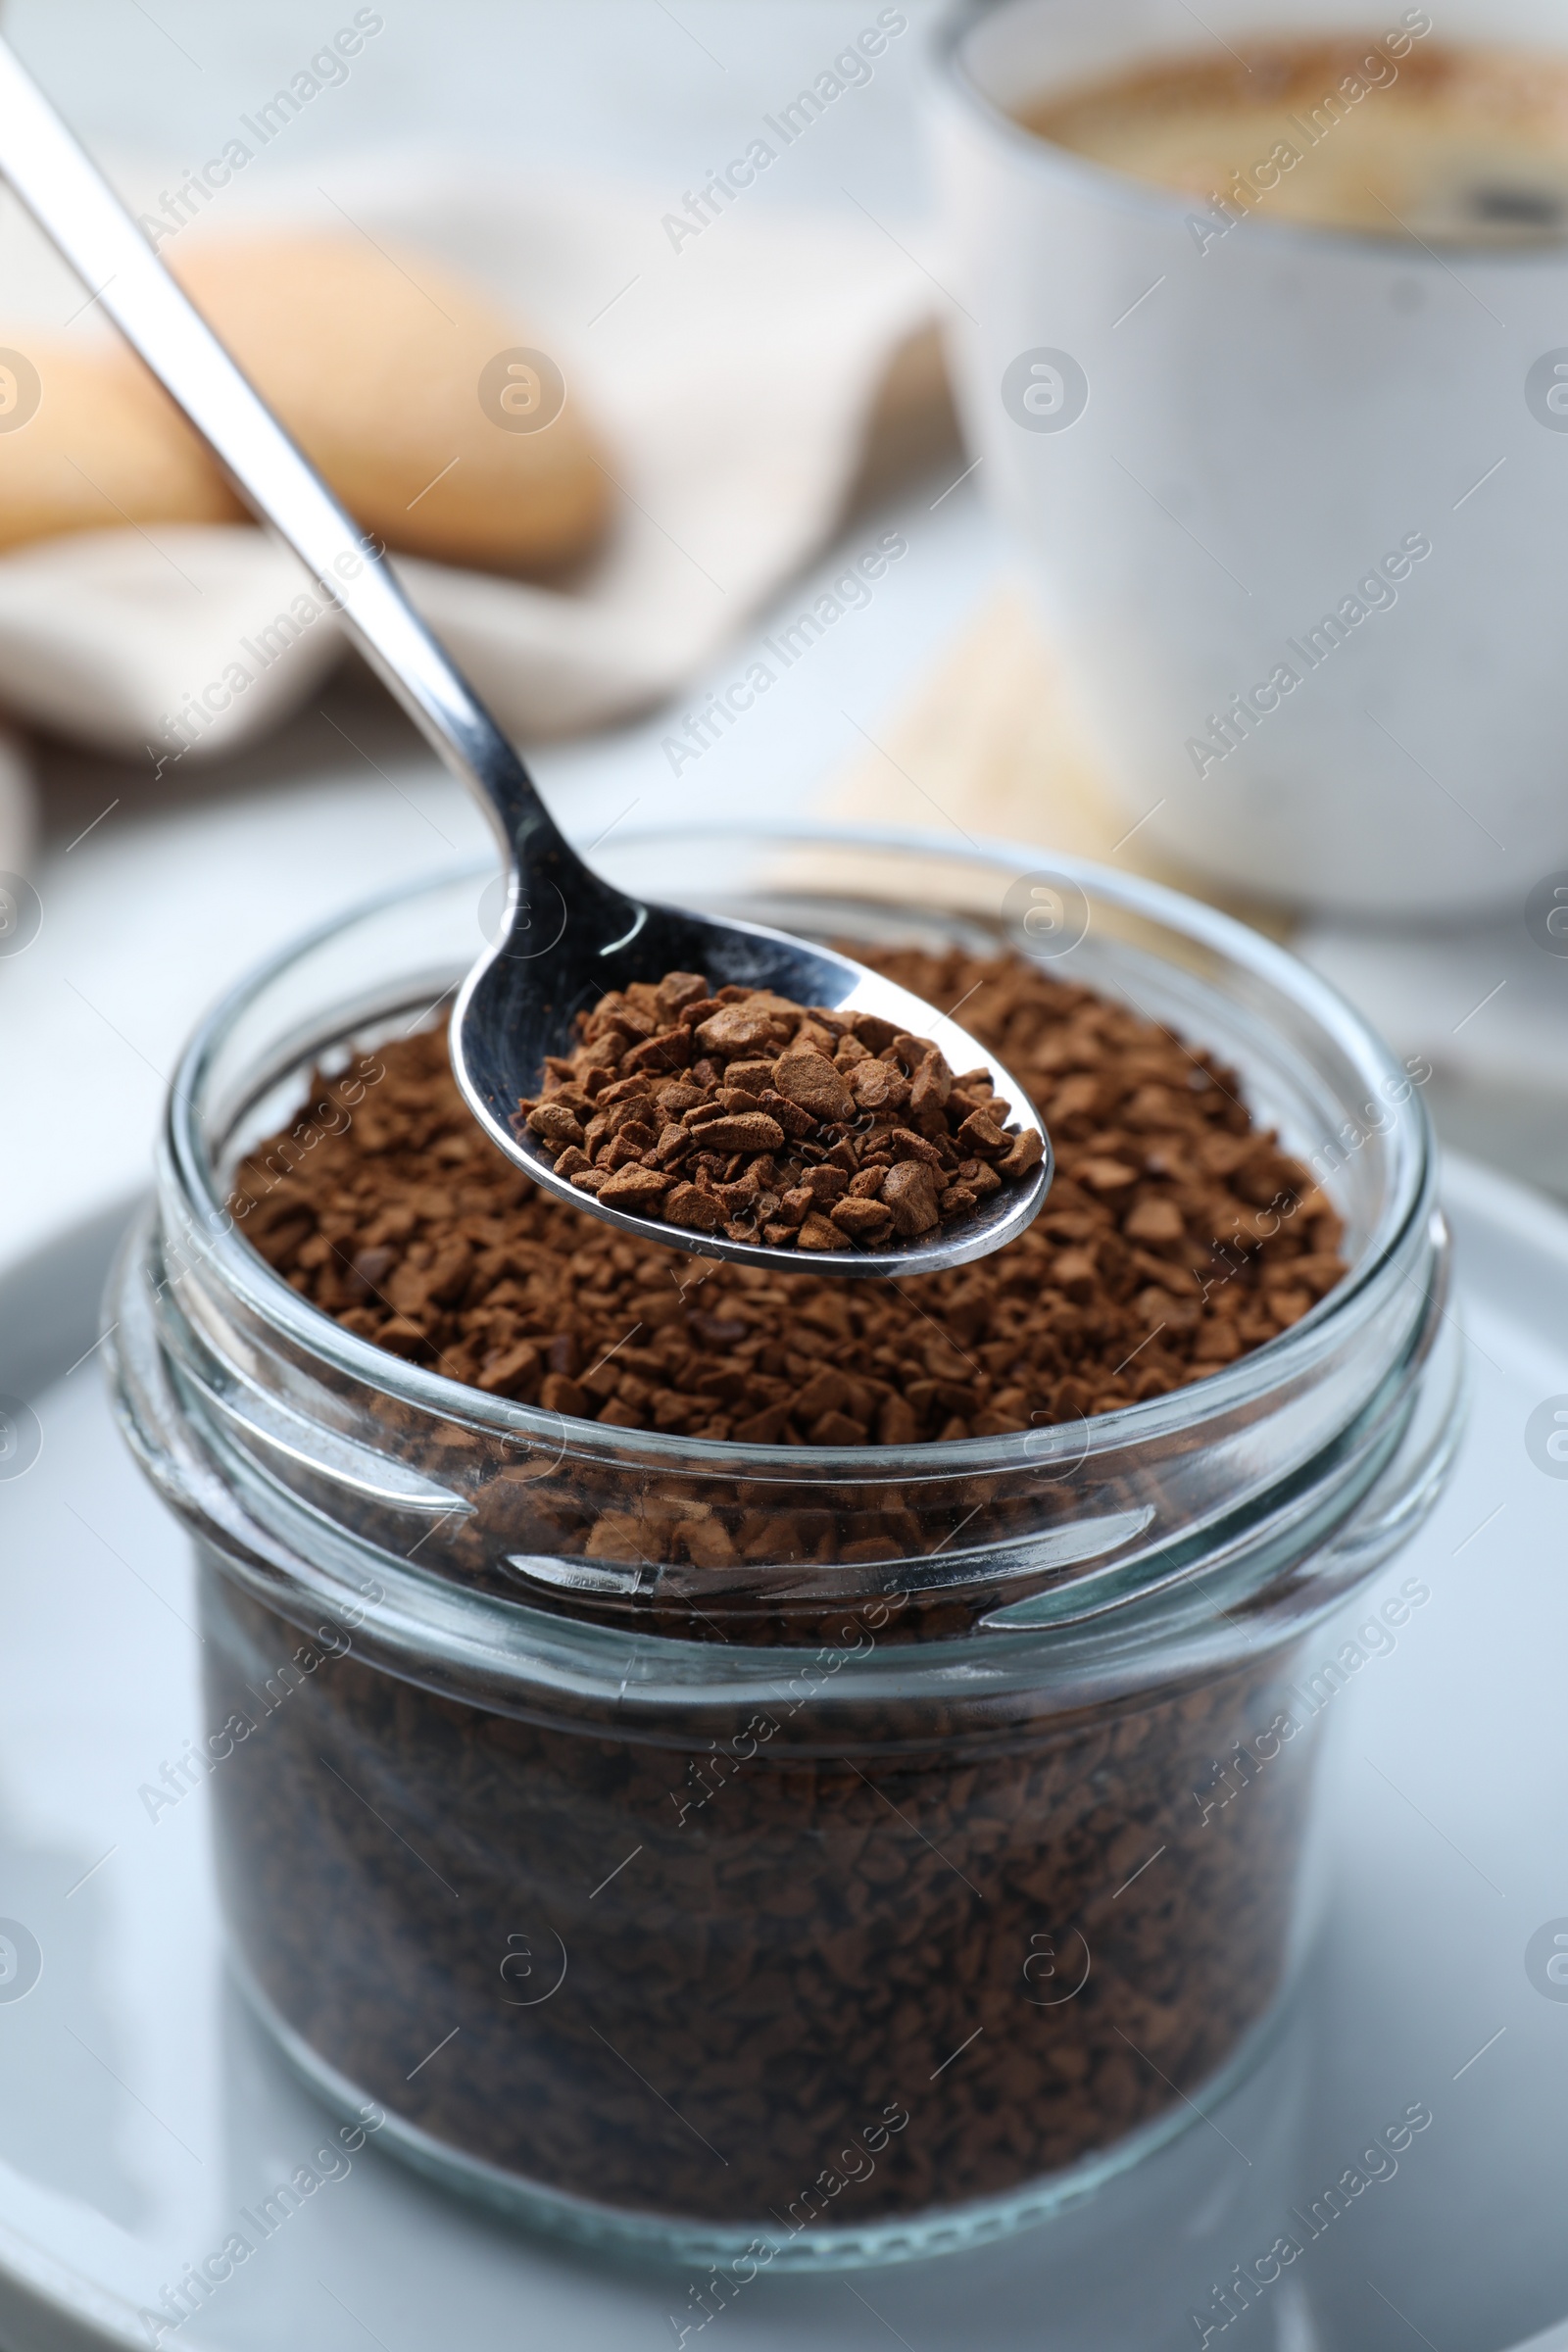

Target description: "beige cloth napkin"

left=0, top=159, right=937, bottom=766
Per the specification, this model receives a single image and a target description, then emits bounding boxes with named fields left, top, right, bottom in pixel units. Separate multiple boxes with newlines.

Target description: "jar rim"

left=163, top=822, right=1434, bottom=1482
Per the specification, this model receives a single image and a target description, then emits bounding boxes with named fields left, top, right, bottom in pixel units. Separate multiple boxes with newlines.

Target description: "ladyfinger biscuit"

left=171, top=233, right=611, bottom=575
left=0, top=339, right=240, bottom=552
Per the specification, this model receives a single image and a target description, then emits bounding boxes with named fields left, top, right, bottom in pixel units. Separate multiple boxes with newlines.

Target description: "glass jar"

left=107, top=826, right=1462, bottom=2271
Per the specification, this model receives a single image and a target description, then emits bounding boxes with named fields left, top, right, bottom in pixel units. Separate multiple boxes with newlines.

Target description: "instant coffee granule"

left=236, top=945, right=1344, bottom=1447
left=205, top=1563, right=1317, bottom=2229
left=208, top=944, right=1348, bottom=2231
left=512, top=972, right=1043, bottom=1249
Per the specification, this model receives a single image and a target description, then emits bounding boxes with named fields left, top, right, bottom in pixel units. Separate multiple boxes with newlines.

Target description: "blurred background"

left=0, top=0, right=1562, bottom=1273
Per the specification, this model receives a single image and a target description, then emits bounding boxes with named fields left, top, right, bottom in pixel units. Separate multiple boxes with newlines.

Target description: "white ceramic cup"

left=932, top=0, right=1568, bottom=916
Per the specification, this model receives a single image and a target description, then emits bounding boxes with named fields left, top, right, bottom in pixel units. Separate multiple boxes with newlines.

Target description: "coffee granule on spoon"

left=513, top=972, right=1042, bottom=1250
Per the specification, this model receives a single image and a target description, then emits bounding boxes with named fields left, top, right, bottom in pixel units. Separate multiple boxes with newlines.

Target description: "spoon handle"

left=0, top=36, right=590, bottom=881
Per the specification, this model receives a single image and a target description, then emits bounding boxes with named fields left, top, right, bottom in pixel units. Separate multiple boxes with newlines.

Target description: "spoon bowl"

left=0, top=37, right=1051, bottom=1274
left=462, top=820, right=1052, bottom=1273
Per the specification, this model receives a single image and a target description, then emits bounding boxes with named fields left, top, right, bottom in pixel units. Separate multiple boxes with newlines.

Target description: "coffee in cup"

left=1020, top=20, right=1568, bottom=247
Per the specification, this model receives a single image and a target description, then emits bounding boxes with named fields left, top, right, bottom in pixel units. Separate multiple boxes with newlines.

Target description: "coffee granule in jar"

left=511, top=972, right=1043, bottom=1250
left=206, top=943, right=1355, bottom=2239
left=203, top=1563, right=1318, bottom=2231
left=236, top=946, right=1345, bottom=1448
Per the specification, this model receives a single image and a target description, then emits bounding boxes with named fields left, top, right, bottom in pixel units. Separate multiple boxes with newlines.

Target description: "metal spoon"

left=0, top=38, right=1052, bottom=1277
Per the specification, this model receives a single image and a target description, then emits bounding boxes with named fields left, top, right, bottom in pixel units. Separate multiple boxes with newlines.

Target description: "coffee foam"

left=1020, top=25, right=1568, bottom=245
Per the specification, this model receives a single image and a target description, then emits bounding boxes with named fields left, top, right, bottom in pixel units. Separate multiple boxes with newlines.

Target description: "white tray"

left=1, top=1157, right=1565, bottom=2352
